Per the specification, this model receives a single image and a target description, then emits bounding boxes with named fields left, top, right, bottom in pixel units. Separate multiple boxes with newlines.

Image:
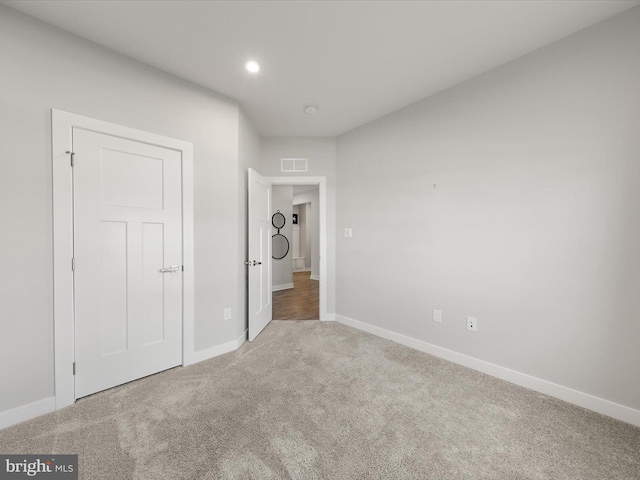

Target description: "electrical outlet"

left=467, top=316, right=478, bottom=332
left=344, top=228, right=353, bottom=238
left=433, top=309, right=442, bottom=323
left=224, top=307, right=232, bottom=321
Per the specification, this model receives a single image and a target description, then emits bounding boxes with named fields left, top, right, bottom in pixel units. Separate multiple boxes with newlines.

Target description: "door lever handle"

left=160, top=265, right=181, bottom=273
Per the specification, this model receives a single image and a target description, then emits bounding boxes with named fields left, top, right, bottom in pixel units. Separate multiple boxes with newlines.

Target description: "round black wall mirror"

left=272, top=234, right=289, bottom=259
left=272, top=211, right=286, bottom=230
left=271, top=210, right=289, bottom=259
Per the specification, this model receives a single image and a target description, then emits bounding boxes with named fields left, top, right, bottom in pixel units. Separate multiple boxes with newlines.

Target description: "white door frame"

left=51, top=109, right=195, bottom=409
left=268, top=176, right=328, bottom=321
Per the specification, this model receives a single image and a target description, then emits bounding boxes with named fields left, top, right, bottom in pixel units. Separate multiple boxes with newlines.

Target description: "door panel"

left=142, top=222, right=165, bottom=345
left=100, top=221, right=128, bottom=355
left=248, top=169, right=272, bottom=341
left=100, top=149, right=164, bottom=209
left=74, top=128, right=183, bottom=398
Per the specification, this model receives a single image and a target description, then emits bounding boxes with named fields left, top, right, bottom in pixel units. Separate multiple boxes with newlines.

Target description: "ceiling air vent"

left=281, top=158, right=308, bottom=173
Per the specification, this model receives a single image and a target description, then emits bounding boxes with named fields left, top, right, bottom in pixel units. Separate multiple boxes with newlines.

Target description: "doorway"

left=247, top=171, right=328, bottom=341
left=272, top=186, right=319, bottom=320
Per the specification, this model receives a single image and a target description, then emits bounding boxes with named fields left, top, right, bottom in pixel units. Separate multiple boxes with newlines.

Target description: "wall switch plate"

left=224, top=307, right=232, bottom=321
left=344, top=228, right=353, bottom=238
left=433, top=309, right=442, bottom=323
left=467, top=316, right=478, bottom=332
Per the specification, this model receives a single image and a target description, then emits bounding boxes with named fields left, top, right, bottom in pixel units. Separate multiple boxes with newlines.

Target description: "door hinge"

left=64, top=150, right=76, bottom=167
left=66, top=150, right=75, bottom=167
left=71, top=258, right=75, bottom=271
left=182, top=265, right=184, bottom=272
left=72, top=362, right=76, bottom=375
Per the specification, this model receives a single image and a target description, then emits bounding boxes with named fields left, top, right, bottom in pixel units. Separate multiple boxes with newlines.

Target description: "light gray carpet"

left=1, top=321, right=639, bottom=479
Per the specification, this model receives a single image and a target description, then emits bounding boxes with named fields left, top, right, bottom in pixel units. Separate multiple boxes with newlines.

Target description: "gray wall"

left=292, top=204, right=304, bottom=262
left=303, top=203, right=312, bottom=269
left=294, top=201, right=312, bottom=269
left=259, top=138, right=336, bottom=314
left=336, top=7, right=640, bottom=410
left=238, top=110, right=262, bottom=337
left=271, top=186, right=294, bottom=289
left=294, top=189, right=320, bottom=278
left=0, top=6, right=246, bottom=412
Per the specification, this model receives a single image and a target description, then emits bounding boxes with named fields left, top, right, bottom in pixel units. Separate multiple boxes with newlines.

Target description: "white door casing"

left=73, top=129, right=183, bottom=398
left=248, top=168, right=272, bottom=341
left=52, top=110, right=194, bottom=409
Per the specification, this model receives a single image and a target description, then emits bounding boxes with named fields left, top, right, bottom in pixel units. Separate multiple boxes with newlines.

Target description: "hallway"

left=272, top=271, right=319, bottom=320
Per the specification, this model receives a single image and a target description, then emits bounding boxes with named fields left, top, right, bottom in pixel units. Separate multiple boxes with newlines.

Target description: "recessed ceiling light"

left=245, top=61, right=260, bottom=73
left=303, top=104, right=319, bottom=115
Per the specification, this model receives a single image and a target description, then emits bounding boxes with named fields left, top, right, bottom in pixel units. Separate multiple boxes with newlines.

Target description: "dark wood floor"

left=272, top=271, right=319, bottom=320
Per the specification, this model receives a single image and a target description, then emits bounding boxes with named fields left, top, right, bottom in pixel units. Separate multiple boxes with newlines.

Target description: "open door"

left=248, top=168, right=272, bottom=341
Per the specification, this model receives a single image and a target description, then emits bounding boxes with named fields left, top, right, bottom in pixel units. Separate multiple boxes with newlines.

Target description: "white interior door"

left=73, top=128, right=183, bottom=398
left=248, top=168, right=272, bottom=341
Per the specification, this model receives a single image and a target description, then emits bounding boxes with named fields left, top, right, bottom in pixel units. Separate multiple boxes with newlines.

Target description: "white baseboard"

left=191, top=329, right=247, bottom=364
left=322, top=313, right=336, bottom=321
left=0, top=396, right=56, bottom=430
left=335, top=314, right=640, bottom=427
left=293, top=268, right=311, bottom=273
left=272, top=283, right=294, bottom=292
left=310, top=275, right=320, bottom=281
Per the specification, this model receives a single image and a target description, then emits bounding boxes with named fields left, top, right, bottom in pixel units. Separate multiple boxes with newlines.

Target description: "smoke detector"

left=303, top=104, right=319, bottom=115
